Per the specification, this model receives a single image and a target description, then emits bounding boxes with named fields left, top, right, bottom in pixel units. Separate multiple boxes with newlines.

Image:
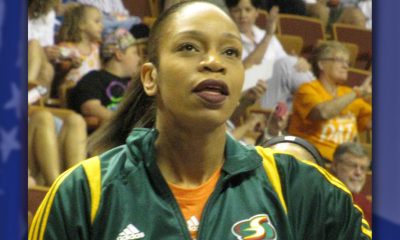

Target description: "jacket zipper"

left=196, top=176, right=226, bottom=240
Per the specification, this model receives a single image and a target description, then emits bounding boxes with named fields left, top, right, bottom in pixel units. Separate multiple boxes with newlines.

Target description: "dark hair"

left=225, top=0, right=262, bottom=9
left=130, top=23, right=150, bottom=39
left=88, top=0, right=200, bottom=154
left=333, top=142, right=369, bottom=163
left=87, top=75, right=156, bottom=154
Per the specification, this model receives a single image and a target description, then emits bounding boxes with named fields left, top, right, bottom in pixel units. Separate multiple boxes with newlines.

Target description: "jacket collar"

left=125, top=128, right=262, bottom=176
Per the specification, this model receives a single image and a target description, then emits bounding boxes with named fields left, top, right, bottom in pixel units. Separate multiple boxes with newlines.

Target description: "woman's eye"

left=178, top=43, right=198, bottom=52
left=224, top=48, right=240, bottom=57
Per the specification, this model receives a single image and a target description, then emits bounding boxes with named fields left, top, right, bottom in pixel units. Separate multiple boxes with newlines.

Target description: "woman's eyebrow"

left=221, top=32, right=242, bottom=43
left=173, top=30, right=241, bottom=43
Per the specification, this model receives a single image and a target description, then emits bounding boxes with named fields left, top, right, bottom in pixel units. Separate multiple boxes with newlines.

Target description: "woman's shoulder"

left=264, top=149, right=352, bottom=196
left=55, top=144, right=138, bottom=192
left=296, top=79, right=321, bottom=92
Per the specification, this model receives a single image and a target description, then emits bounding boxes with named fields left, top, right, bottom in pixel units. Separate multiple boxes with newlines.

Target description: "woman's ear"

left=141, top=62, right=158, bottom=96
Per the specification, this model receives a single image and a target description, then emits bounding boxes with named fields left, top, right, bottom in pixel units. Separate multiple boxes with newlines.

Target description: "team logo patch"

left=231, top=214, right=277, bottom=240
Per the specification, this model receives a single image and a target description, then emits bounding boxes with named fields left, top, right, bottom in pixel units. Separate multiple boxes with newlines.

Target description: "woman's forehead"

left=165, top=2, right=239, bottom=34
left=330, top=50, right=349, bottom=58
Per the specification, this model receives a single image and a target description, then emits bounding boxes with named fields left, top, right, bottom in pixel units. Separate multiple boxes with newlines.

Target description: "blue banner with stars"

left=0, top=0, right=27, bottom=239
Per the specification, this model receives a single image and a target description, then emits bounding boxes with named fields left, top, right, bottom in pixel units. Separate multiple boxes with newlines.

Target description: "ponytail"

left=87, top=75, right=155, bottom=155
left=88, top=0, right=200, bottom=155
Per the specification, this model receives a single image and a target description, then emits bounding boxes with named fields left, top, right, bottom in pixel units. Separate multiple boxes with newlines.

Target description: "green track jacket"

left=29, top=128, right=372, bottom=240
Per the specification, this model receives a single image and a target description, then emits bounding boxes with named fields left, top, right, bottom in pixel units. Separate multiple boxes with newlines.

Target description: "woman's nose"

left=199, top=52, right=226, bottom=74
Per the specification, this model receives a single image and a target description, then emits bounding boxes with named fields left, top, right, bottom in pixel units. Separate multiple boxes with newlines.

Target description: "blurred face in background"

left=319, top=50, right=350, bottom=84
left=81, top=7, right=103, bottom=42
left=119, top=45, right=141, bottom=77
left=229, top=0, right=258, bottom=33
left=333, top=153, right=370, bottom=193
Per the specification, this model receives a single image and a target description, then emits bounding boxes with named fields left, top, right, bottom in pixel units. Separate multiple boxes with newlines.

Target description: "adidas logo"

left=116, top=224, right=145, bottom=240
left=187, top=216, right=200, bottom=232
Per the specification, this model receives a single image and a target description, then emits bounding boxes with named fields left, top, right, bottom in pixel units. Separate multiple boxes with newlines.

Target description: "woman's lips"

left=195, top=91, right=227, bottom=104
left=193, top=80, right=229, bottom=105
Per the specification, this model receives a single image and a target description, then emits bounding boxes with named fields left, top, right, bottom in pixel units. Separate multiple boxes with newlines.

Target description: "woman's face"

left=228, top=0, right=258, bottom=33
left=148, top=3, right=244, bottom=130
left=319, top=50, right=350, bottom=84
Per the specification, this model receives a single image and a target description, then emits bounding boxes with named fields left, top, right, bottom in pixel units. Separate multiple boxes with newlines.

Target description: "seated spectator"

left=225, top=0, right=314, bottom=111
left=326, top=0, right=368, bottom=30
left=69, top=28, right=142, bottom=124
left=337, top=6, right=367, bottom=28
left=225, top=0, right=286, bottom=69
left=73, top=0, right=141, bottom=35
left=331, top=142, right=372, bottom=225
left=28, top=107, right=87, bottom=186
left=306, top=1, right=330, bottom=32
left=288, top=41, right=371, bottom=162
left=56, top=4, right=103, bottom=84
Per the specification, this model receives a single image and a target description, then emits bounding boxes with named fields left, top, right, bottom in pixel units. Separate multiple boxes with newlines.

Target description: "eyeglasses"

left=338, top=161, right=370, bottom=173
left=320, top=57, right=350, bottom=66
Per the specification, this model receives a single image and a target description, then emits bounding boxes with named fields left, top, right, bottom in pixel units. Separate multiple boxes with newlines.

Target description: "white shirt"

left=241, top=25, right=288, bottom=64
left=28, top=10, right=57, bottom=46
left=261, top=56, right=314, bottom=110
left=77, top=0, right=128, bottom=15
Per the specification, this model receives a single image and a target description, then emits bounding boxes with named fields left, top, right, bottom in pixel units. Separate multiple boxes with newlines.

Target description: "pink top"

left=58, top=42, right=101, bottom=83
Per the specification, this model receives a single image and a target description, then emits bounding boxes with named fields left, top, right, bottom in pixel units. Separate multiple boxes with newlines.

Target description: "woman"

left=30, top=2, right=371, bottom=239
left=288, top=41, right=372, bottom=162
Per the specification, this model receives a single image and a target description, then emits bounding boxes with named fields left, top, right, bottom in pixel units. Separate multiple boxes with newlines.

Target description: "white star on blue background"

left=0, top=127, right=20, bottom=164
left=3, top=83, right=20, bottom=119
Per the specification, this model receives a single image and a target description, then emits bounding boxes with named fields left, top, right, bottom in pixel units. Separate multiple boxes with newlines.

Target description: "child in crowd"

left=73, top=0, right=142, bottom=36
left=69, top=28, right=143, bottom=124
left=57, top=4, right=103, bottom=83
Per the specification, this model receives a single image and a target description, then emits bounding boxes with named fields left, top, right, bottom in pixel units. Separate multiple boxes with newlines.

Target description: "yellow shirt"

left=288, top=80, right=371, bottom=161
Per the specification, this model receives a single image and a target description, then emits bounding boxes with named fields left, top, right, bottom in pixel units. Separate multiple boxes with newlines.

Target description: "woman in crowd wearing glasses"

left=288, top=41, right=371, bottom=163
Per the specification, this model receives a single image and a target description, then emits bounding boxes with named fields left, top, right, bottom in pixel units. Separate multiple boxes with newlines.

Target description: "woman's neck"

left=320, top=75, right=337, bottom=96
left=155, top=122, right=226, bottom=188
